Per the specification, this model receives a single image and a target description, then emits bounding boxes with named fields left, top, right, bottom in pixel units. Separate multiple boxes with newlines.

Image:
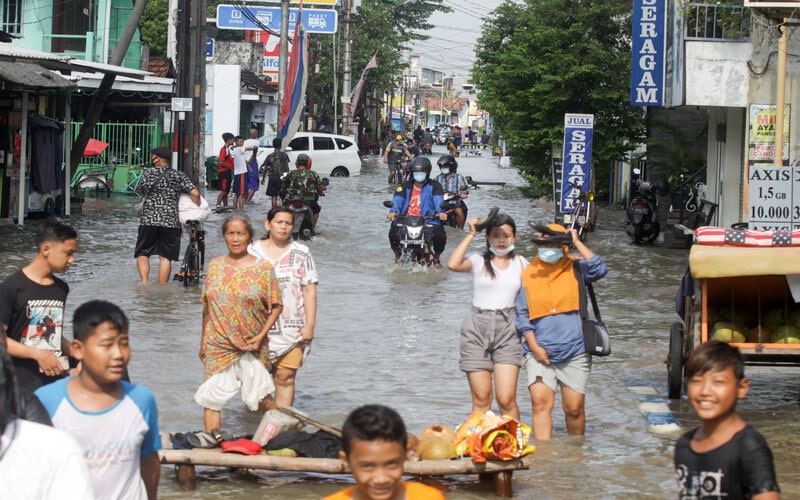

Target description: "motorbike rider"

left=406, top=138, right=421, bottom=158
left=434, top=154, right=470, bottom=230
left=387, top=157, right=448, bottom=267
left=383, top=134, right=414, bottom=184
left=413, top=125, right=424, bottom=144
left=421, top=128, right=434, bottom=150
left=282, top=153, right=325, bottom=231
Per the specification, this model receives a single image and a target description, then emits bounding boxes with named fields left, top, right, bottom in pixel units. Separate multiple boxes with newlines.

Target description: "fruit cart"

left=668, top=227, right=800, bottom=399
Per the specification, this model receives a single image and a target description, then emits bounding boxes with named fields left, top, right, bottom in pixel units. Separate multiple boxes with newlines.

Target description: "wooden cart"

left=668, top=244, right=800, bottom=398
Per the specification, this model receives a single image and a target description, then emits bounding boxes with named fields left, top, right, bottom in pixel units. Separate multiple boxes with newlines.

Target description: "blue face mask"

left=413, top=172, right=427, bottom=183
left=538, top=248, right=563, bottom=263
left=440, top=168, right=450, bottom=175
left=489, top=244, right=514, bottom=256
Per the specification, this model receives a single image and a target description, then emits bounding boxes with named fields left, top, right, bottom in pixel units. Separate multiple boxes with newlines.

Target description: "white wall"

left=685, top=41, right=751, bottom=107
left=205, top=64, right=241, bottom=159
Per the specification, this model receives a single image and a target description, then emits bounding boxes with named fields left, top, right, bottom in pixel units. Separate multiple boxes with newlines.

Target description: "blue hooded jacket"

left=389, top=179, right=445, bottom=224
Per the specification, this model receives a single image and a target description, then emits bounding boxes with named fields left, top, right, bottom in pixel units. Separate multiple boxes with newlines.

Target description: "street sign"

left=171, top=98, right=193, bottom=112
left=246, top=0, right=337, bottom=4
left=205, top=38, right=214, bottom=61
left=216, top=5, right=337, bottom=34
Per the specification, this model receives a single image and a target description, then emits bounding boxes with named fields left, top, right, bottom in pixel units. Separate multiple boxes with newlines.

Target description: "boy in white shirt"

left=231, top=136, right=247, bottom=211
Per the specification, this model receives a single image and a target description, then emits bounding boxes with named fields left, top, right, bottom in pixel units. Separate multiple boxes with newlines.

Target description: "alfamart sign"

left=631, top=0, right=666, bottom=106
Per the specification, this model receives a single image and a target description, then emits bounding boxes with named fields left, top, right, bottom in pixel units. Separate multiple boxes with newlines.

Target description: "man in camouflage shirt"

left=282, top=153, right=325, bottom=231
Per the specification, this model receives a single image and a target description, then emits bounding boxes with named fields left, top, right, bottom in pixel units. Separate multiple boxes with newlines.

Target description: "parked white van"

left=257, top=132, right=362, bottom=177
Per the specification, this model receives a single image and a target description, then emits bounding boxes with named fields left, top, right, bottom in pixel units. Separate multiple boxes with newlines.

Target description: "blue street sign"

left=216, top=5, right=337, bottom=34
left=205, top=38, right=214, bottom=60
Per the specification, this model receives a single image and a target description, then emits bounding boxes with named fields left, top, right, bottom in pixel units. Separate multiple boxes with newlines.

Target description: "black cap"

left=296, top=153, right=310, bottom=166
left=151, top=146, right=172, bottom=162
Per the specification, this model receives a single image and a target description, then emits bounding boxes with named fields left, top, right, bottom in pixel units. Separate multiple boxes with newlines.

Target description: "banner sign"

left=748, top=104, right=790, bottom=164
left=216, top=5, right=337, bottom=34
left=747, top=166, right=800, bottom=230
left=631, top=0, right=665, bottom=106
left=560, top=114, right=594, bottom=213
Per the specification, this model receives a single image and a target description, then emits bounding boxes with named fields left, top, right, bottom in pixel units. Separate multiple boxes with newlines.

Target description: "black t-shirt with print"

left=139, top=166, right=197, bottom=228
left=0, top=270, right=69, bottom=391
left=674, top=425, right=780, bottom=499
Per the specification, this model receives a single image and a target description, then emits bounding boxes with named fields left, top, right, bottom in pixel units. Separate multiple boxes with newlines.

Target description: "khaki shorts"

left=274, top=345, right=304, bottom=370
left=524, top=352, right=591, bottom=394
left=194, top=353, right=275, bottom=411
left=459, top=306, right=522, bottom=372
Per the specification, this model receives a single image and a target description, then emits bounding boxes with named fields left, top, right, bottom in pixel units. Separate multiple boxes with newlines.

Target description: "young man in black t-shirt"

left=0, top=221, right=77, bottom=391
left=674, top=341, right=780, bottom=499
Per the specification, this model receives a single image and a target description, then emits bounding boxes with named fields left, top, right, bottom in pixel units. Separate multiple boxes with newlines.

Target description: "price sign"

left=748, top=166, right=800, bottom=230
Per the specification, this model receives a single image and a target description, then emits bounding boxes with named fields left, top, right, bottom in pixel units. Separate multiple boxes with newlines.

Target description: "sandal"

left=211, top=428, right=233, bottom=444
left=187, top=431, right=220, bottom=449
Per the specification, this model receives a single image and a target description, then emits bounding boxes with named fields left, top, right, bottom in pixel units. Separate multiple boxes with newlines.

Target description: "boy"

left=36, top=300, right=161, bottom=500
left=0, top=220, right=76, bottom=391
left=231, top=135, right=247, bottom=211
left=324, top=404, right=444, bottom=500
left=261, top=137, right=291, bottom=208
left=674, top=341, right=780, bottom=499
left=216, top=132, right=235, bottom=208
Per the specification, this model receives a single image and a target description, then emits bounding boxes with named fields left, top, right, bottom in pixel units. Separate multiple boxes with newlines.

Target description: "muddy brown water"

left=1, top=150, right=797, bottom=498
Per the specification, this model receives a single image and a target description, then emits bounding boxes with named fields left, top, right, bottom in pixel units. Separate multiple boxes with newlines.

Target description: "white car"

left=257, top=132, right=362, bottom=177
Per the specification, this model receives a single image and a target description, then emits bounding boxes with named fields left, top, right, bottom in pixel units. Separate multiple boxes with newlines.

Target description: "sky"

left=410, top=0, right=506, bottom=80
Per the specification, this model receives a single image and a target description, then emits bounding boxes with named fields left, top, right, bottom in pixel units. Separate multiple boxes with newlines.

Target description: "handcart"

left=668, top=227, right=800, bottom=399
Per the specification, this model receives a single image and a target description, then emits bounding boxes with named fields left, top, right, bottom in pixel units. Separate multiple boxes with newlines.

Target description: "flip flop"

left=474, top=207, right=499, bottom=232
left=187, top=431, right=220, bottom=449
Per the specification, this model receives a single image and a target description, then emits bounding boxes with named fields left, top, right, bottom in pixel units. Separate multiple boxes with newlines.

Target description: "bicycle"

left=389, top=159, right=410, bottom=185
left=173, top=220, right=205, bottom=287
left=559, top=180, right=595, bottom=241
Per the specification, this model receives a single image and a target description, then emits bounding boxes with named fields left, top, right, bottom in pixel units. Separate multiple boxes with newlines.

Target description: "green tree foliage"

left=141, top=0, right=168, bottom=56
left=473, top=0, right=646, bottom=198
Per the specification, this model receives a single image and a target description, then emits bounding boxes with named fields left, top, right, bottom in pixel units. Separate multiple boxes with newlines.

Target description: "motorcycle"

left=383, top=201, right=436, bottom=265
left=439, top=192, right=468, bottom=229
left=558, top=180, right=594, bottom=240
left=421, top=142, right=433, bottom=155
left=283, top=177, right=329, bottom=240
left=626, top=169, right=669, bottom=244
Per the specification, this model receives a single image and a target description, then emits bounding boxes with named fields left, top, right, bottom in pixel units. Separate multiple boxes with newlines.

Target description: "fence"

left=684, top=3, right=752, bottom=41
left=70, top=121, right=164, bottom=167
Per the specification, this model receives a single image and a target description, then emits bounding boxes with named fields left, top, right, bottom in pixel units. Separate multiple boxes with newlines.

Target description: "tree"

left=141, top=0, right=168, bottom=56
left=473, top=0, right=646, bottom=199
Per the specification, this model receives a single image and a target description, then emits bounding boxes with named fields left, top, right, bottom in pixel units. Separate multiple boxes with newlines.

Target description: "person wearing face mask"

left=435, top=154, right=470, bottom=229
left=515, top=224, right=607, bottom=441
left=447, top=210, right=528, bottom=419
left=387, top=157, right=448, bottom=267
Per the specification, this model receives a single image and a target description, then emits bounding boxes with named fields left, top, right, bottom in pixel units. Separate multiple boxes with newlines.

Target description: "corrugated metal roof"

left=0, top=44, right=71, bottom=62
left=66, top=59, right=152, bottom=79
left=0, top=61, right=74, bottom=90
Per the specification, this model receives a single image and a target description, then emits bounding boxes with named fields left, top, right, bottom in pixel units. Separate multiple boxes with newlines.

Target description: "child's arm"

left=140, top=452, right=160, bottom=500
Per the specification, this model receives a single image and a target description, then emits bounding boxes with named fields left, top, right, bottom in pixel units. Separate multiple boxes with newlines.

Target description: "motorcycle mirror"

left=321, top=178, right=330, bottom=186
left=632, top=167, right=641, bottom=175
left=440, top=201, right=450, bottom=209
left=383, top=200, right=394, bottom=208
left=586, top=192, right=595, bottom=202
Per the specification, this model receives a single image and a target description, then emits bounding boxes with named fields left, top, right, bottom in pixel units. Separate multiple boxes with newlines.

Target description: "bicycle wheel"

left=188, top=247, right=201, bottom=286
left=174, top=243, right=193, bottom=284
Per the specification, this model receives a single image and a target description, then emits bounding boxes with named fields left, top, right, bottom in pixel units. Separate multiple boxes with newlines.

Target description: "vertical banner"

left=278, top=5, right=308, bottom=144
left=631, top=0, right=666, bottom=106
left=560, top=114, right=594, bottom=213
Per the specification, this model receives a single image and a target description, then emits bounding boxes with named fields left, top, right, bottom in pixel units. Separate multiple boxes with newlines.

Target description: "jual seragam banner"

left=560, top=114, right=594, bottom=213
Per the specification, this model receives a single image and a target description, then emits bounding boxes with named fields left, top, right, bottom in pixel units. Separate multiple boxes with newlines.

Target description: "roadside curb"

left=627, top=379, right=683, bottom=435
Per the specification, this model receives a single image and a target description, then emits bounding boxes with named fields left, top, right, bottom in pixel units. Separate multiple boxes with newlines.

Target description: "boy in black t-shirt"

left=674, top=341, right=780, bottom=499
left=0, top=221, right=77, bottom=391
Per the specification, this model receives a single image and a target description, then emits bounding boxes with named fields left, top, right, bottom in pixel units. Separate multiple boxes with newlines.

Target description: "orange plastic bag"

left=451, top=412, right=534, bottom=463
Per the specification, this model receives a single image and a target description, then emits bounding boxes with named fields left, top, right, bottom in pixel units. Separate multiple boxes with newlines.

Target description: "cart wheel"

left=667, top=322, right=684, bottom=399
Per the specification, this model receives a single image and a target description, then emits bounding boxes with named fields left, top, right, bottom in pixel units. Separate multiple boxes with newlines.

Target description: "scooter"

left=439, top=192, right=468, bottom=229
left=626, top=170, right=669, bottom=245
left=421, top=142, right=433, bottom=155
left=285, top=199, right=314, bottom=240
left=383, top=201, right=436, bottom=265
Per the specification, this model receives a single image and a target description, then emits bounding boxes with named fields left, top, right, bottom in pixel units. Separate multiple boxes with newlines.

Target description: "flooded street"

left=1, top=149, right=798, bottom=498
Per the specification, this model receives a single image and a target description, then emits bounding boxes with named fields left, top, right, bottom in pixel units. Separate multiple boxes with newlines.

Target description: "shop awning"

left=0, top=61, right=74, bottom=90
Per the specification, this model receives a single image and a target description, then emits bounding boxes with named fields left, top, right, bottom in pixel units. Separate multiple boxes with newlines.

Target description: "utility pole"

left=341, top=0, right=352, bottom=137
left=278, top=0, right=289, bottom=130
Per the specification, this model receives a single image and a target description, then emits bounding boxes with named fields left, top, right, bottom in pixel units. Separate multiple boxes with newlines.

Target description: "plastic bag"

left=178, top=194, right=211, bottom=224
left=452, top=411, right=534, bottom=463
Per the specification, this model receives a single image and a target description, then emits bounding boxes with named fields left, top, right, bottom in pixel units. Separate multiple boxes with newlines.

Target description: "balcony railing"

left=684, top=2, right=752, bottom=41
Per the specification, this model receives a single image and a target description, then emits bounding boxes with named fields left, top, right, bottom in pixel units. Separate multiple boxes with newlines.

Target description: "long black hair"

left=262, top=206, right=294, bottom=239
left=482, top=213, right=517, bottom=280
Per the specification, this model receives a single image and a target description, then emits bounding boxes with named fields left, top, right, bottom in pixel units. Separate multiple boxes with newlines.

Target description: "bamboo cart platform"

left=158, top=447, right=533, bottom=496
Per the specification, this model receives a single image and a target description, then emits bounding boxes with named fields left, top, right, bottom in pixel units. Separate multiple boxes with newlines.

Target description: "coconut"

left=717, top=305, right=756, bottom=329
left=418, top=424, right=456, bottom=443
left=746, top=325, right=772, bottom=344
left=771, top=325, right=800, bottom=344
left=417, top=436, right=457, bottom=460
left=711, top=327, right=746, bottom=343
left=764, top=307, right=790, bottom=330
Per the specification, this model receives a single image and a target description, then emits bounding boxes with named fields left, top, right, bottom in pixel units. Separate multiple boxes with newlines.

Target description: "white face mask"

left=413, top=172, right=427, bottom=183
left=489, top=244, right=514, bottom=256
left=538, top=248, right=563, bottom=263
left=440, top=168, right=450, bottom=175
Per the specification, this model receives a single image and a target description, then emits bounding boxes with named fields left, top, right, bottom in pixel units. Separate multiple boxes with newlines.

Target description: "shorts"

left=218, top=170, right=232, bottom=194
left=233, top=173, right=247, bottom=195
left=524, top=352, right=591, bottom=394
left=194, top=353, right=276, bottom=411
left=265, top=176, right=282, bottom=197
left=134, top=225, right=182, bottom=261
left=247, top=161, right=260, bottom=191
left=307, top=200, right=321, bottom=214
left=460, top=306, right=522, bottom=372
left=274, top=345, right=304, bottom=370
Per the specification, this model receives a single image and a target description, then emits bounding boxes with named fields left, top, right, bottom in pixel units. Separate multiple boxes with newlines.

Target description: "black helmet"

left=437, top=154, right=458, bottom=171
left=410, top=157, right=432, bottom=180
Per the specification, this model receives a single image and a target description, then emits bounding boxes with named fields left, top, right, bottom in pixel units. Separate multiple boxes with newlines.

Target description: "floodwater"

left=1, top=149, right=798, bottom=499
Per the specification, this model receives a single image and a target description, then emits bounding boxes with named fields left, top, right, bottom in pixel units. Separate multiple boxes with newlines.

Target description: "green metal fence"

left=70, top=121, right=164, bottom=166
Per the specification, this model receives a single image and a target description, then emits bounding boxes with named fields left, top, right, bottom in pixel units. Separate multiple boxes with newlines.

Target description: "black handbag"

left=575, top=264, right=611, bottom=356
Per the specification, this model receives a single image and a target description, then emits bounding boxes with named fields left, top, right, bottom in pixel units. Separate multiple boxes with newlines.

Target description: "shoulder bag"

left=575, top=264, right=611, bottom=356
left=134, top=168, right=169, bottom=217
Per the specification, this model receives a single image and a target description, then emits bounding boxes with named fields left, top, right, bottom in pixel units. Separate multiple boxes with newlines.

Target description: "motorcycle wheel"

left=646, top=222, right=661, bottom=244
left=633, top=223, right=644, bottom=245
left=667, top=322, right=684, bottom=399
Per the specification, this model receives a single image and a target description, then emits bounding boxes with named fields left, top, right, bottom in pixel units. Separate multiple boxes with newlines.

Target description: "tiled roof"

left=148, top=57, right=174, bottom=78
left=241, top=70, right=270, bottom=92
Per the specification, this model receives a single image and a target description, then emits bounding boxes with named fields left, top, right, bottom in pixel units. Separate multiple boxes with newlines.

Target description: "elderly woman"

left=194, top=214, right=282, bottom=434
left=248, top=207, right=318, bottom=409
left=515, top=224, right=607, bottom=441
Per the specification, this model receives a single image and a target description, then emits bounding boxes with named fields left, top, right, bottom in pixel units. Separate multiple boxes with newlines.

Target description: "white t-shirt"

left=232, top=146, right=248, bottom=175
left=0, top=419, right=95, bottom=499
left=243, top=138, right=259, bottom=163
left=468, top=253, right=528, bottom=309
left=248, top=240, right=320, bottom=358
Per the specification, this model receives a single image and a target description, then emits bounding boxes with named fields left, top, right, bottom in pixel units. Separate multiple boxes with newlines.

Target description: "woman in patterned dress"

left=248, top=207, right=318, bottom=408
left=194, top=214, right=282, bottom=433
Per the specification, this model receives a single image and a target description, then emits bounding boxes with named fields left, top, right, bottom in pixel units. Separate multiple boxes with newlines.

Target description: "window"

left=335, top=138, right=354, bottom=150
left=289, top=136, right=309, bottom=151
left=1, top=0, right=23, bottom=35
left=313, top=136, right=334, bottom=151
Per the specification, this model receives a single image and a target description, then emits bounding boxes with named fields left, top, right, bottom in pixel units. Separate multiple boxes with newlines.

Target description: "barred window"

left=0, top=0, right=22, bottom=36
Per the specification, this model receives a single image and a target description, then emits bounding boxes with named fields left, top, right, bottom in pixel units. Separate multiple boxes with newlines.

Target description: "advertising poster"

left=748, top=104, right=790, bottom=165
left=559, top=114, right=594, bottom=213
left=747, top=104, right=793, bottom=230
